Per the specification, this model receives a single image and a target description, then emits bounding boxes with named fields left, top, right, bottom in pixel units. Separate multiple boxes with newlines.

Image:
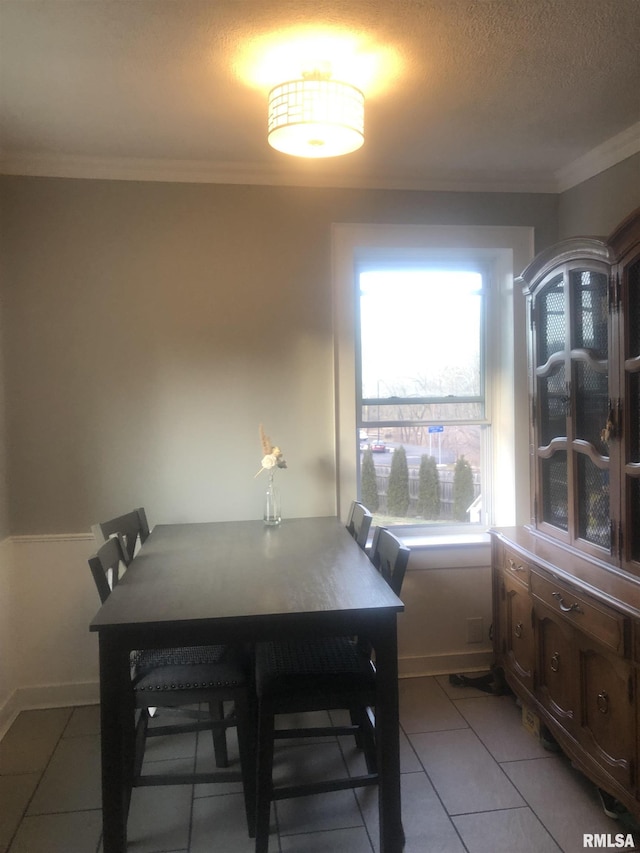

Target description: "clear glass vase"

left=263, top=471, right=281, bottom=526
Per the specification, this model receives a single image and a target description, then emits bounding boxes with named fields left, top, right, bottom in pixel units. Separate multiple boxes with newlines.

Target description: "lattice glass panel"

left=538, top=364, right=566, bottom=446
left=577, top=457, right=610, bottom=549
left=627, top=258, right=640, bottom=359
left=541, top=451, right=568, bottom=530
left=571, top=270, right=608, bottom=357
left=629, top=479, right=640, bottom=563
left=625, top=258, right=639, bottom=464
left=629, top=372, right=640, bottom=464
left=575, top=362, right=609, bottom=455
left=537, top=276, right=565, bottom=365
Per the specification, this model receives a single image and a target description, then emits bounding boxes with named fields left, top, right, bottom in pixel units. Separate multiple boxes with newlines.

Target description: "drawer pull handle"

left=550, top=651, right=560, bottom=672
left=508, top=559, right=525, bottom=572
left=551, top=592, right=583, bottom=614
left=514, top=622, right=523, bottom=639
left=597, top=691, right=609, bottom=714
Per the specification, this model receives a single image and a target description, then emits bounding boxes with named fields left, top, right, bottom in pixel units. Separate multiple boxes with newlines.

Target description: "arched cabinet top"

left=517, top=207, right=640, bottom=296
left=516, top=237, right=612, bottom=296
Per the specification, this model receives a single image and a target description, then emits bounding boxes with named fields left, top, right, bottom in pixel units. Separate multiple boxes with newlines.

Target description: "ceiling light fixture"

left=267, top=71, right=364, bottom=158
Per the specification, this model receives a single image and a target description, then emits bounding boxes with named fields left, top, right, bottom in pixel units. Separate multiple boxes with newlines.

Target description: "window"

left=356, top=265, right=489, bottom=530
left=332, top=223, right=534, bottom=535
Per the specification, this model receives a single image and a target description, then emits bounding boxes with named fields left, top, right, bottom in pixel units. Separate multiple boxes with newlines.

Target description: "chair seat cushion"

left=131, top=644, right=228, bottom=673
left=255, top=637, right=375, bottom=700
left=133, top=646, right=246, bottom=692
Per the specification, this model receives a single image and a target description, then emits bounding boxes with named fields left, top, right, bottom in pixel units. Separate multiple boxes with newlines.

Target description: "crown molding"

left=555, top=121, right=640, bottom=192
left=1, top=125, right=638, bottom=195
left=0, top=151, right=557, bottom=194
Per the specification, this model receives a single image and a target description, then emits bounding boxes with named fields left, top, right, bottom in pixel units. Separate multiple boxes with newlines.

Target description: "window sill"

left=373, top=529, right=492, bottom=571
left=371, top=523, right=491, bottom=549
left=397, top=531, right=491, bottom=550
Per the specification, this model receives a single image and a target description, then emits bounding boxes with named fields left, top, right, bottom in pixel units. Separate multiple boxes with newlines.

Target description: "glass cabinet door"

left=535, top=275, right=569, bottom=534
left=622, top=253, right=640, bottom=572
left=523, top=209, right=640, bottom=577
left=532, top=263, right=612, bottom=559
left=569, top=268, right=611, bottom=554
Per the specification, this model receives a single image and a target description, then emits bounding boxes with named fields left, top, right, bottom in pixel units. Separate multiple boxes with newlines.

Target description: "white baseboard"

left=0, top=532, right=101, bottom=742
left=0, top=681, right=100, bottom=741
left=0, top=690, right=21, bottom=742
left=399, top=649, right=493, bottom=678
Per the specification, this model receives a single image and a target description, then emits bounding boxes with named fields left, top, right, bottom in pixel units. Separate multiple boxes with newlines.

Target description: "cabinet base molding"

left=492, top=527, right=640, bottom=822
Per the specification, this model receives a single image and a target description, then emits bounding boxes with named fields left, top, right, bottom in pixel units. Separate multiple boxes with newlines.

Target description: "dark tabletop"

left=90, top=517, right=404, bottom=632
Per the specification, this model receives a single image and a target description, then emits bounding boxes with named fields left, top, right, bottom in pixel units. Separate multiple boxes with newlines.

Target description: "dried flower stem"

left=255, top=423, right=287, bottom=476
left=259, top=423, right=272, bottom=456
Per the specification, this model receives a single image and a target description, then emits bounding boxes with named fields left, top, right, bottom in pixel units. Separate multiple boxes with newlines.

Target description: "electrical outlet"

left=467, top=617, right=484, bottom=644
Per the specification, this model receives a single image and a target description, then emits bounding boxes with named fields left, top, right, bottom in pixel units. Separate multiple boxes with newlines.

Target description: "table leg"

left=374, top=616, right=405, bottom=853
left=99, top=634, right=133, bottom=853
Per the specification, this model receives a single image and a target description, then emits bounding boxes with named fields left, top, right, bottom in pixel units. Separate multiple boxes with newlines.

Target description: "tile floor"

left=1, top=675, right=638, bottom=853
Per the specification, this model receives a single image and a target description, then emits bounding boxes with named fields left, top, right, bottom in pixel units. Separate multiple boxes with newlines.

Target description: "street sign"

left=428, top=425, right=444, bottom=433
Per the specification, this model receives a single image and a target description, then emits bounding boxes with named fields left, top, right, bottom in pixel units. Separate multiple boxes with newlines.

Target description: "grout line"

left=495, top=746, right=599, bottom=853
left=451, top=803, right=534, bottom=818
left=60, top=705, right=85, bottom=739
left=399, top=718, right=471, bottom=853
left=4, top=708, right=73, bottom=851
left=331, top=711, right=376, bottom=853
left=461, top=701, right=585, bottom=850
left=185, top=710, right=199, bottom=853
left=445, top=691, right=570, bottom=851
left=398, top=675, right=474, bottom=852
left=272, top=800, right=284, bottom=853
left=11, top=805, right=103, bottom=817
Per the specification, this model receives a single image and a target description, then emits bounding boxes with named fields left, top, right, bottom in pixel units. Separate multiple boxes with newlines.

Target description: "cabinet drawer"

left=530, top=571, right=628, bottom=656
left=503, top=549, right=529, bottom=588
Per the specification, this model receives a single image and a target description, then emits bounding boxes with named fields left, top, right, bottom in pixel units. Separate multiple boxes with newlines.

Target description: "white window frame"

left=332, top=223, right=534, bottom=536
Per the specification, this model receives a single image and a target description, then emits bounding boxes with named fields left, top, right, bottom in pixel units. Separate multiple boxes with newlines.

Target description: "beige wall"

left=0, top=284, right=8, bottom=540
left=558, top=152, right=640, bottom=239
left=0, top=176, right=558, bottom=535
left=0, top=165, right=638, bottom=535
left=0, top=164, right=638, bottom=723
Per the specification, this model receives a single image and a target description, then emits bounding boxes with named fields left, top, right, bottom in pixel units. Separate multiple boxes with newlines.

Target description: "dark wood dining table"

left=90, top=516, right=405, bottom=852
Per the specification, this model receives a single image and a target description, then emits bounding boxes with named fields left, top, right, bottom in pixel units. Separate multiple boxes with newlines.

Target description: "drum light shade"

left=268, top=77, right=364, bottom=158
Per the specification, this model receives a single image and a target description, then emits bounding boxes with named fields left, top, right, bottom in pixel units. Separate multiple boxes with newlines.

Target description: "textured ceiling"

left=1, top=0, right=639, bottom=191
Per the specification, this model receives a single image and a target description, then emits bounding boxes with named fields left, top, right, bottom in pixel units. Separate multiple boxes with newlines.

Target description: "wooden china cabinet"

left=491, top=207, right=640, bottom=817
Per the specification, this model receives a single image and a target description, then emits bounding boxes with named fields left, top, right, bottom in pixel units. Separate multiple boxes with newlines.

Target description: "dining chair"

left=93, top=507, right=224, bottom=758
left=91, top=508, right=238, bottom=769
left=345, top=500, right=373, bottom=549
left=91, top=506, right=150, bottom=565
left=368, top=524, right=409, bottom=596
left=252, top=526, right=410, bottom=853
left=88, top=533, right=257, bottom=835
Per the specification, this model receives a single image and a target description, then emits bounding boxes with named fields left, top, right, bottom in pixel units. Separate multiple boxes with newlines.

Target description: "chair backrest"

left=91, top=507, right=150, bottom=565
left=346, top=501, right=373, bottom=550
left=369, top=527, right=410, bottom=596
left=88, top=533, right=129, bottom=603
